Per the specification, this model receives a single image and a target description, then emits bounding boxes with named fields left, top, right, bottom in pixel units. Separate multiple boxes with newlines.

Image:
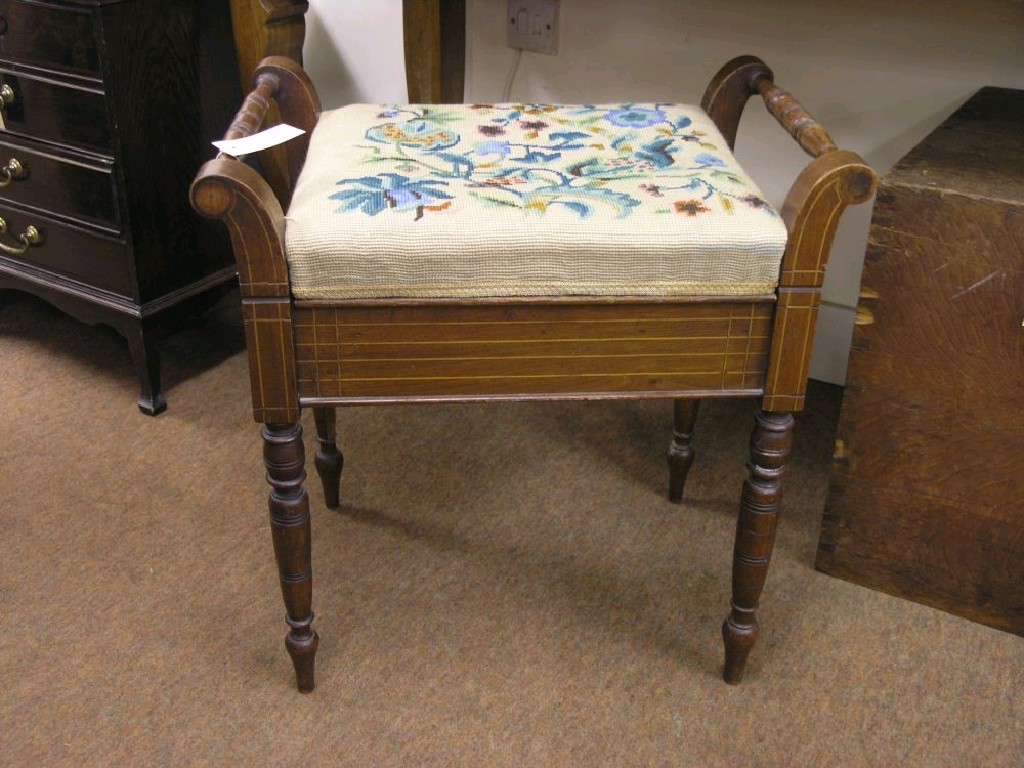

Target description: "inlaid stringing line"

left=252, top=312, right=267, bottom=413
left=797, top=301, right=815, bottom=397
left=332, top=371, right=727, bottom=383
left=722, top=306, right=736, bottom=389
left=299, top=334, right=771, bottom=348
left=279, top=306, right=293, bottom=411
left=814, top=181, right=843, bottom=276
left=317, top=350, right=768, bottom=363
left=769, top=295, right=790, bottom=398
left=743, top=303, right=756, bottom=388
left=300, top=315, right=762, bottom=329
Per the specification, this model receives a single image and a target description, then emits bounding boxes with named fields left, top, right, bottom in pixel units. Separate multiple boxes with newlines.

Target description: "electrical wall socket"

left=507, top=0, right=559, bottom=55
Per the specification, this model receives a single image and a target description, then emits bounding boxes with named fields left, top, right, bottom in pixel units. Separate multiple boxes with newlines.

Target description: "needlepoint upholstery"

left=284, top=102, right=789, bottom=300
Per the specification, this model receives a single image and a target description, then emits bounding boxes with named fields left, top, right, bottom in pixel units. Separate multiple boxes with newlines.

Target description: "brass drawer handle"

left=0, top=157, right=25, bottom=186
left=0, top=83, right=13, bottom=129
left=0, top=216, right=42, bottom=254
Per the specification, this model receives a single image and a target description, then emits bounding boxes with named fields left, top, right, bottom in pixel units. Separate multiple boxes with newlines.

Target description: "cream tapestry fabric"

left=284, top=102, right=789, bottom=299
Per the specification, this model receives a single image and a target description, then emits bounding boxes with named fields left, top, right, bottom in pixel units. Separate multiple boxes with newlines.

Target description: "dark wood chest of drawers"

left=817, top=87, right=1024, bottom=634
left=0, top=0, right=240, bottom=413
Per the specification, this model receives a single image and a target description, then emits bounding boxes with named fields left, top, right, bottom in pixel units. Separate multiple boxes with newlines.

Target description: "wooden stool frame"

left=192, top=54, right=874, bottom=692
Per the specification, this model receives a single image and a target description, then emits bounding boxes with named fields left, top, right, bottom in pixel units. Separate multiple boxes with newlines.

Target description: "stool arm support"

left=752, top=75, right=837, bottom=159
left=254, top=56, right=320, bottom=199
left=702, top=55, right=838, bottom=158
left=217, top=56, right=320, bottom=209
left=701, top=55, right=772, bottom=150
left=224, top=71, right=279, bottom=143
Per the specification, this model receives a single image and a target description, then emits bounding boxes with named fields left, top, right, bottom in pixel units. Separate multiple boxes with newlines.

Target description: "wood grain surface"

left=293, top=301, right=773, bottom=401
left=819, top=87, right=1024, bottom=634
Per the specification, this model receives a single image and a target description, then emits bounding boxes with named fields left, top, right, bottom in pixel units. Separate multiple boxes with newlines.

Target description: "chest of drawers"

left=0, top=0, right=241, bottom=413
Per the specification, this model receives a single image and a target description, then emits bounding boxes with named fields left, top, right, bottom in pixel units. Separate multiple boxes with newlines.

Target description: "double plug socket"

left=506, top=0, right=560, bottom=55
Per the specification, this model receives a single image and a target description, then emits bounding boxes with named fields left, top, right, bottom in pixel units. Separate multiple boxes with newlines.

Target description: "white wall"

left=305, top=0, right=1024, bottom=383
left=304, top=0, right=406, bottom=105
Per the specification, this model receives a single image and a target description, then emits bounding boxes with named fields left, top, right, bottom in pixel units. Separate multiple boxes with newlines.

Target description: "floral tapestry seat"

left=285, top=102, right=789, bottom=300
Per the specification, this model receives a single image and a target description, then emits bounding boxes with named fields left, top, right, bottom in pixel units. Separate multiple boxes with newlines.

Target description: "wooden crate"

left=817, top=87, right=1024, bottom=635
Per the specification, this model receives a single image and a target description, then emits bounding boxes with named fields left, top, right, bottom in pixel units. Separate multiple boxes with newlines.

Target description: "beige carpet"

left=1, top=289, right=1021, bottom=767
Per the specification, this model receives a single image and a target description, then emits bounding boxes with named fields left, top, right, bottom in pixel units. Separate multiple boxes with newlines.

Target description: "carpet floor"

left=1, top=289, right=1021, bottom=767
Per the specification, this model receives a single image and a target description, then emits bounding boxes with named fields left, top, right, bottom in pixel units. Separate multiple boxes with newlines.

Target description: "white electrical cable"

left=501, top=48, right=524, bottom=102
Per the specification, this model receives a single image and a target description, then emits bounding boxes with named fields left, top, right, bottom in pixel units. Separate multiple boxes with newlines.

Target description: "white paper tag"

left=212, top=123, right=306, bottom=157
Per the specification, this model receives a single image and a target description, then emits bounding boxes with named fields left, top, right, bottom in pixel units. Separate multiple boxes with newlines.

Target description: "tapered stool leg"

left=263, top=422, right=319, bottom=692
left=312, top=407, right=343, bottom=509
left=667, top=398, right=700, bottom=503
left=722, top=410, right=794, bottom=684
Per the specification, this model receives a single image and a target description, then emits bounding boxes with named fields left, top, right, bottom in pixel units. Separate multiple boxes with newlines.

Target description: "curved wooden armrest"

left=781, top=150, right=875, bottom=227
left=701, top=55, right=837, bottom=158
left=761, top=149, right=875, bottom=412
left=191, top=157, right=289, bottom=299
left=778, top=149, right=876, bottom=290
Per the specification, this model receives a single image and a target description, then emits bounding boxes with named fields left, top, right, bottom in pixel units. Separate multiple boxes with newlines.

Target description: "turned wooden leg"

left=722, top=410, right=794, bottom=684
left=263, top=422, right=319, bottom=692
left=312, top=407, right=343, bottom=510
left=667, top=398, right=701, bottom=503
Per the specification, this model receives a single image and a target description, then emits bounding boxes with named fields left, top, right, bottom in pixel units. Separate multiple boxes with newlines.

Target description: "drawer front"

left=0, top=135, right=119, bottom=231
left=0, top=69, right=110, bottom=152
left=0, top=203, right=130, bottom=295
left=0, top=1, right=100, bottom=76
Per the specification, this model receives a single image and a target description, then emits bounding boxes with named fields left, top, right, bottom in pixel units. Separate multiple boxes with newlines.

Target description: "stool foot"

left=721, top=410, right=793, bottom=684
left=313, top=407, right=343, bottom=509
left=286, top=619, right=319, bottom=693
left=722, top=610, right=758, bottom=684
left=667, top=398, right=700, bottom=503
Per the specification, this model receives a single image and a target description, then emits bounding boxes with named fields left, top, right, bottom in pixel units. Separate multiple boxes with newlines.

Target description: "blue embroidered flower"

left=330, top=173, right=453, bottom=218
left=367, top=120, right=460, bottom=151
left=634, top=138, right=677, bottom=169
left=604, top=106, right=667, bottom=128
left=477, top=140, right=513, bottom=156
left=694, top=152, right=726, bottom=168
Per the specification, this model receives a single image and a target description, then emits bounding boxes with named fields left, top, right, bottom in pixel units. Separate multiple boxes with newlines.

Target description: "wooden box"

left=817, top=87, right=1024, bottom=634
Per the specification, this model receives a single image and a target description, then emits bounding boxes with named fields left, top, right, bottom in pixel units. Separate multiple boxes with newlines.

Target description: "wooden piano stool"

left=191, top=55, right=875, bottom=691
